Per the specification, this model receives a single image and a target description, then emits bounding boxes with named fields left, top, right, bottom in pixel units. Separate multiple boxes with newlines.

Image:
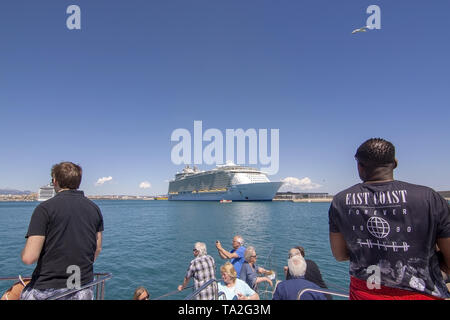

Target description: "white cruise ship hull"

left=168, top=182, right=282, bottom=201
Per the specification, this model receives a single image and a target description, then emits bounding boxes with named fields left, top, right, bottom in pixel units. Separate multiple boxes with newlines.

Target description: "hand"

left=237, top=293, right=247, bottom=300
left=177, top=285, right=184, bottom=292
left=266, top=278, right=273, bottom=287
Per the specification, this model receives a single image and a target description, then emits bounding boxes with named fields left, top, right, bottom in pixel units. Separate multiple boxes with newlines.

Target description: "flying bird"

left=351, top=26, right=369, bottom=34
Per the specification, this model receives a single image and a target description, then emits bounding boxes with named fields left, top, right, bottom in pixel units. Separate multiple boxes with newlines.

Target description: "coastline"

left=273, top=198, right=333, bottom=203
left=0, top=194, right=156, bottom=202
left=1, top=193, right=448, bottom=203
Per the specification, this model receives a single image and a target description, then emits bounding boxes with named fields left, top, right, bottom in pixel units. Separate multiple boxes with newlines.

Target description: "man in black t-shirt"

left=329, top=138, right=450, bottom=299
left=20, top=162, right=104, bottom=300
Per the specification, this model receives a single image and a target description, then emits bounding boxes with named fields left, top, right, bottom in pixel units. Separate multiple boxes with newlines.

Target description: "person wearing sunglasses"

left=239, top=246, right=273, bottom=290
left=178, top=242, right=217, bottom=300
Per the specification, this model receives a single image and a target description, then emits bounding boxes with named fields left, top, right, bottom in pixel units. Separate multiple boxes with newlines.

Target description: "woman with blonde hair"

left=217, top=262, right=259, bottom=300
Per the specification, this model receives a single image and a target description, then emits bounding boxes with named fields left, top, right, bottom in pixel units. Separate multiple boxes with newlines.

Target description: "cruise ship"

left=168, top=162, right=283, bottom=201
left=38, top=183, right=56, bottom=202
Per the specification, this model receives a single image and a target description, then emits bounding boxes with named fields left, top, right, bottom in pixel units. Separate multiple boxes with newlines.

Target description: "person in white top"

left=217, top=262, right=259, bottom=300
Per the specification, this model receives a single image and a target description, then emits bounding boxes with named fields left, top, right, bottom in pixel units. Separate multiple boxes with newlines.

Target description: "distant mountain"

left=0, top=189, right=33, bottom=195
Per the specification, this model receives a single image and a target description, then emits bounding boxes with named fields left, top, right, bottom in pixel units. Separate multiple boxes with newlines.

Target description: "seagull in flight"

left=351, top=26, right=370, bottom=34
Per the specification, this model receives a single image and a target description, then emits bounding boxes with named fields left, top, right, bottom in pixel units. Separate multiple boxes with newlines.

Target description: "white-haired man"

left=178, top=242, right=217, bottom=300
left=273, top=255, right=326, bottom=300
left=216, top=235, right=246, bottom=277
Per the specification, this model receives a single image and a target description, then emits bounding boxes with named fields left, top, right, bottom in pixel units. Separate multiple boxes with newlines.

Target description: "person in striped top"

left=178, top=242, right=217, bottom=300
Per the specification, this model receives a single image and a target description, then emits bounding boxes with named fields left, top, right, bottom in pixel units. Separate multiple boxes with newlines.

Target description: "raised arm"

left=216, top=241, right=239, bottom=259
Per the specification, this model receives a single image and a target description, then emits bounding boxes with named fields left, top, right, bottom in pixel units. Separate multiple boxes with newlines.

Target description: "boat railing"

left=0, top=273, right=112, bottom=300
left=183, top=279, right=224, bottom=300
left=296, top=288, right=349, bottom=300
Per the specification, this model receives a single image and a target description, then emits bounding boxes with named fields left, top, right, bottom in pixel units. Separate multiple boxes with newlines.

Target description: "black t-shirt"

left=25, top=190, right=104, bottom=290
left=329, top=180, right=450, bottom=298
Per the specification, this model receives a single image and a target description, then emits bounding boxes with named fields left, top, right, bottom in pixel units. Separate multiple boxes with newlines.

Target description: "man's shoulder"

left=391, top=180, right=440, bottom=201
left=196, top=254, right=215, bottom=263
left=306, top=259, right=319, bottom=269
left=43, top=191, right=102, bottom=215
left=333, top=183, right=363, bottom=199
left=393, top=180, right=434, bottom=191
left=82, top=197, right=102, bottom=212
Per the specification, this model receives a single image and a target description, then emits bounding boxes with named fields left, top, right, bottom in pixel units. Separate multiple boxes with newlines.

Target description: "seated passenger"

left=133, top=287, right=149, bottom=300
left=240, top=246, right=273, bottom=290
left=284, top=246, right=331, bottom=299
left=217, top=262, right=259, bottom=300
left=273, top=255, right=326, bottom=300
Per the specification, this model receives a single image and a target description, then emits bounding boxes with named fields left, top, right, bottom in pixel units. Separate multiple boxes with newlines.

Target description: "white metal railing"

left=0, top=273, right=112, bottom=300
left=297, top=288, right=349, bottom=300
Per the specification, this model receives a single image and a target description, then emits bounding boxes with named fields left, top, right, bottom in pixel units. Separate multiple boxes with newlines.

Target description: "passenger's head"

left=288, top=248, right=301, bottom=259
left=244, top=246, right=257, bottom=262
left=354, top=138, right=397, bottom=182
left=220, top=262, right=237, bottom=284
left=133, top=286, right=149, bottom=300
left=194, top=242, right=207, bottom=257
left=288, top=255, right=307, bottom=278
left=295, top=246, right=305, bottom=257
left=51, top=162, right=82, bottom=190
left=232, top=235, right=244, bottom=249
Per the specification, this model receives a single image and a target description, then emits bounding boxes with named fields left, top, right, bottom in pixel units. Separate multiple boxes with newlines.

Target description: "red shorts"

left=349, top=276, right=443, bottom=300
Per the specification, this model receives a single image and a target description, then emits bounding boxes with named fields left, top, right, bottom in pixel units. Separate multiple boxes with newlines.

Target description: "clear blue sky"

left=1, top=0, right=449, bottom=196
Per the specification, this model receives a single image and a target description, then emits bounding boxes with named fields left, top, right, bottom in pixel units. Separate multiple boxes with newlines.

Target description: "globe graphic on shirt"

left=366, top=216, right=390, bottom=239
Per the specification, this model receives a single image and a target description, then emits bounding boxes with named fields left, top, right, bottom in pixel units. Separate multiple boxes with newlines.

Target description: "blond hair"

left=220, top=262, right=237, bottom=280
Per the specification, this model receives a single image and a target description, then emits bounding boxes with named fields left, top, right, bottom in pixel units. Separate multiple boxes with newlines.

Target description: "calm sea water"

left=0, top=200, right=350, bottom=300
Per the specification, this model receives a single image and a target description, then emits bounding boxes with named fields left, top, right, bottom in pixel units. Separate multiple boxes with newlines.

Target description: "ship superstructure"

left=38, top=184, right=55, bottom=202
left=168, top=162, right=282, bottom=201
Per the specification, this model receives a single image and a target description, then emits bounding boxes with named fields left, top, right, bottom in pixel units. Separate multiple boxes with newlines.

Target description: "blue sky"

left=1, top=0, right=449, bottom=196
